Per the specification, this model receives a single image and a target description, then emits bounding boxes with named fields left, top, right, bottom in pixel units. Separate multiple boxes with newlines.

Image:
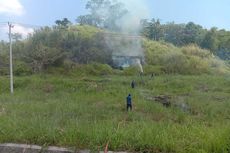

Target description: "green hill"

left=0, top=25, right=230, bottom=153
left=0, top=25, right=229, bottom=76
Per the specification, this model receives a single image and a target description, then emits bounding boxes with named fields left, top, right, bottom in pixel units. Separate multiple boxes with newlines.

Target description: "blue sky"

left=0, top=0, right=230, bottom=40
left=149, top=0, right=230, bottom=30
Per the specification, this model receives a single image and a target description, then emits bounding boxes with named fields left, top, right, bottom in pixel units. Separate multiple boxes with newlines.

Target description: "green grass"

left=0, top=74, right=230, bottom=153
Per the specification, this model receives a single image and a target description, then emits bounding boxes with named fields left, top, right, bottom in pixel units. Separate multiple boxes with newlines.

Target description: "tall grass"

left=1, top=74, right=230, bottom=152
left=143, top=40, right=230, bottom=75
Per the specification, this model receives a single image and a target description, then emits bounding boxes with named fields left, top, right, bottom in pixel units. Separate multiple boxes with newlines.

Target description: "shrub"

left=14, top=61, right=32, bottom=76
left=181, top=44, right=212, bottom=58
left=143, top=40, right=230, bottom=75
left=123, top=66, right=140, bottom=76
left=0, top=55, right=8, bottom=75
left=143, top=39, right=179, bottom=65
left=208, top=58, right=230, bottom=75
left=186, top=56, right=209, bottom=74
left=0, top=67, right=8, bottom=75
left=161, top=52, right=188, bottom=74
left=143, top=65, right=165, bottom=75
left=84, top=63, right=113, bottom=75
left=44, top=63, right=114, bottom=76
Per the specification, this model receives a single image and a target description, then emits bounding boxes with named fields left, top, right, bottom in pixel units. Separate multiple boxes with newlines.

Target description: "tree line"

left=140, top=19, right=230, bottom=60
left=0, top=25, right=113, bottom=74
left=0, top=0, right=230, bottom=75
left=76, top=0, right=230, bottom=60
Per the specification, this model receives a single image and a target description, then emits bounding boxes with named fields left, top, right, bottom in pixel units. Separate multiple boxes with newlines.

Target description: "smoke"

left=136, top=58, right=143, bottom=73
left=104, top=0, right=150, bottom=72
left=117, top=0, right=150, bottom=33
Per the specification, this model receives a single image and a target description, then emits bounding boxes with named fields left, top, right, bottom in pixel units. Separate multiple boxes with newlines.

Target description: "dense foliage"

left=0, top=0, right=229, bottom=75
left=0, top=25, right=229, bottom=75
left=140, top=20, right=230, bottom=60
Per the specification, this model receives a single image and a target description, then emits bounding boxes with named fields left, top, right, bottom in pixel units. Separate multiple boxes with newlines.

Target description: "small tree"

left=55, top=18, right=72, bottom=29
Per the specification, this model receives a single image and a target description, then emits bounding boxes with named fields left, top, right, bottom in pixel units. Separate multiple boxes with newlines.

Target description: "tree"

left=77, top=15, right=94, bottom=26
left=76, top=0, right=128, bottom=31
left=141, top=18, right=164, bottom=41
left=0, top=41, right=8, bottom=74
left=61, top=26, right=112, bottom=64
left=201, top=28, right=218, bottom=52
left=182, top=22, right=204, bottom=45
left=103, top=1, right=128, bottom=31
left=12, top=33, right=22, bottom=41
left=55, top=18, right=72, bottom=29
left=163, top=22, right=185, bottom=46
left=151, top=19, right=164, bottom=41
left=23, top=27, right=66, bottom=72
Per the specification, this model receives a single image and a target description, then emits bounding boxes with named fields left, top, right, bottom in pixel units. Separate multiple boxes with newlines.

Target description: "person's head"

left=128, top=94, right=131, bottom=97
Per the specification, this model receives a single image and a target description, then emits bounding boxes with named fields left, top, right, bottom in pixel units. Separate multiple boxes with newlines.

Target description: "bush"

left=84, top=63, right=113, bottom=75
left=143, top=65, right=164, bottom=75
left=0, top=67, right=8, bottom=75
left=181, top=44, right=212, bottom=58
left=14, top=61, right=32, bottom=76
left=0, top=55, right=8, bottom=75
left=143, top=40, right=230, bottom=75
left=143, top=39, right=179, bottom=65
left=161, top=52, right=188, bottom=74
left=186, top=56, right=209, bottom=74
left=122, top=66, right=140, bottom=76
left=208, top=58, right=230, bottom=75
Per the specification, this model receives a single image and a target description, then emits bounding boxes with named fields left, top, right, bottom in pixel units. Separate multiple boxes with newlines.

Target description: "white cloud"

left=0, top=24, right=34, bottom=40
left=12, top=24, right=34, bottom=37
left=0, top=0, right=25, bottom=16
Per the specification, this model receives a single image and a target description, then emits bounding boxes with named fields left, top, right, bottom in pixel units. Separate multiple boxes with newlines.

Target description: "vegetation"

left=140, top=20, right=230, bottom=60
left=143, top=41, right=230, bottom=75
left=0, top=72, right=230, bottom=153
left=77, top=0, right=128, bottom=31
left=0, top=0, right=230, bottom=152
left=0, top=0, right=229, bottom=75
left=0, top=25, right=229, bottom=76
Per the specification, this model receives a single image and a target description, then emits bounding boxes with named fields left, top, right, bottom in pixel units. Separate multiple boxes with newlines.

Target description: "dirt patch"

left=197, top=84, right=209, bottom=92
left=153, top=95, right=171, bottom=107
left=43, top=83, right=54, bottom=93
left=140, top=90, right=193, bottom=114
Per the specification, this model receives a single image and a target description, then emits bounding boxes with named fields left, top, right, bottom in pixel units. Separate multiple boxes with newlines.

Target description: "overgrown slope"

left=0, top=74, right=230, bottom=153
left=143, top=40, right=230, bottom=75
left=0, top=25, right=229, bottom=76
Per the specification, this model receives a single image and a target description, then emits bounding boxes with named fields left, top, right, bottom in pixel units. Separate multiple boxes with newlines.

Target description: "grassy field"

left=0, top=73, right=230, bottom=153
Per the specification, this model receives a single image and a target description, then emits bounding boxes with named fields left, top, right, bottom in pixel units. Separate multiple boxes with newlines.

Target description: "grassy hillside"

left=143, top=40, right=230, bottom=75
left=0, top=73, right=230, bottom=153
left=1, top=25, right=229, bottom=76
left=0, top=25, right=230, bottom=152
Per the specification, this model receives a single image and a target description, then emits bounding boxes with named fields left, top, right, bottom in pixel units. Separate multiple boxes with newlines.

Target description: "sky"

left=0, top=0, right=230, bottom=40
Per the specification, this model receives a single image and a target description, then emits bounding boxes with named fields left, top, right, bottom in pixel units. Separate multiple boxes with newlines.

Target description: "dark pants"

left=127, top=104, right=132, bottom=111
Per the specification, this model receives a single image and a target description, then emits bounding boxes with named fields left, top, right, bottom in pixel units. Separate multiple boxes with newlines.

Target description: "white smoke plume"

left=117, top=0, right=150, bottom=33
left=105, top=0, right=150, bottom=72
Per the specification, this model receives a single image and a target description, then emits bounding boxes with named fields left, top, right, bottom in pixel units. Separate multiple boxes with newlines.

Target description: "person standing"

left=131, top=80, right=135, bottom=89
left=126, top=94, right=132, bottom=111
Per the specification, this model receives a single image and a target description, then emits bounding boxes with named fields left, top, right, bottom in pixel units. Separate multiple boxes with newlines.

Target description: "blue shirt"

left=127, top=95, right=132, bottom=105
